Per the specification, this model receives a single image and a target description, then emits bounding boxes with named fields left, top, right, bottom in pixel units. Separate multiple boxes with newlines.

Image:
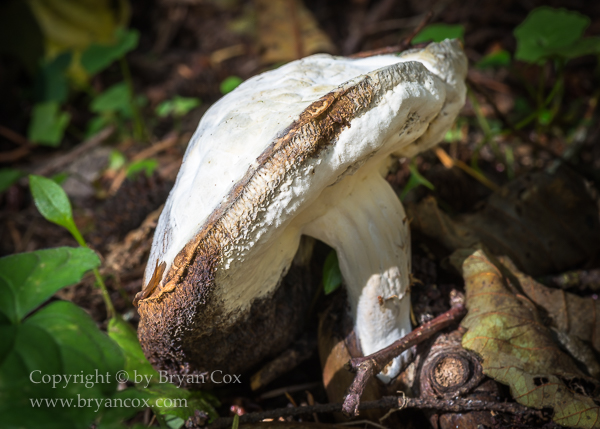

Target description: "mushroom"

left=137, top=40, right=467, bottom=383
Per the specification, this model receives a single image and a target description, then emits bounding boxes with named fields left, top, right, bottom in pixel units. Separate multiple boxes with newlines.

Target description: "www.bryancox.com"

left=31, top=396, right=188, bottom=413
left=29, top=369, right=242, bottom=389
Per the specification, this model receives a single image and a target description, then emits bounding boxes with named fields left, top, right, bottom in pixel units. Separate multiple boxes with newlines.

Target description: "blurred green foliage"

left=412, top=24, right=464, bottom=44
left=323, top=250, right=342, bottom=295
left=514, top=7, right=600, bottom=63
left=220, top=76, right=244, bottom=94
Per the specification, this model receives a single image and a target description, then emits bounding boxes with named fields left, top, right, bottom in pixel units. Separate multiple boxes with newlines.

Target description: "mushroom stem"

left=304, top=170, right=411, bottom=382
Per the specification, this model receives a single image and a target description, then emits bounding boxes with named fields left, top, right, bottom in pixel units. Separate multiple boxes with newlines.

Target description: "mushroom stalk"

left=304, top=169, right=411, bottom=382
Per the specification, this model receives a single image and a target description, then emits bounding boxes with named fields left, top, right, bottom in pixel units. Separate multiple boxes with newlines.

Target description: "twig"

left=338, top=419, right=388, bottom=429
left=435, top=147, right=501, bottom=192
left=0, top=146, right=32, bottom=163
left=32, top=126, right=115, bottom=176
left=350, top=11, right=433, bottom=59
left=0, top=125, right=33, bottom=146
left=206, top=396, right=535, bottom=429
left=259, top=382, right=322, bottom=400
left=342, top=303, right=467, bottom=417
left=108, top=132, right=179, bottom=196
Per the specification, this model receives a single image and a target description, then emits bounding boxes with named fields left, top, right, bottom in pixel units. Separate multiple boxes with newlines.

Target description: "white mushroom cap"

left=137, top=40, right=467, bottom=381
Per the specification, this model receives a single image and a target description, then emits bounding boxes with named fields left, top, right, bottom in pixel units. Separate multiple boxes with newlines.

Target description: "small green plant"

left=412, top=24, right=464, bottom=44
left=27, top=25, right=143, bottom=146
left=156, top=96, right=201, bottom=130
left=126, top=159, right=159, bottom=179
left=27, top=101, right=71, bottom=147
left=88, top=79, right=148, bottom=139
left=156, top=96, right=201, bottom=118
left=513, top=7, right=600, bottom=130
left=322, top=250, right=342, bottom=295
left=475, top=50, right=511, bottom=70
left=0, top=245, right=131, bottom=428
left=514, top=7, right=600, bottom=64
left=106, top=150, right=159, bottom=182
left=29, top=175, right=115, bottom=316
left=0, top=168, right=25, bottom=193
left=400, top=161, right=435, bottom=201
left=81, top=28, right=140, bottom=75
left=220, top=76, right=243, bottom=95
left=0, top=175, right=218, bottom=428
left=108, top=149, right=128, bottom=171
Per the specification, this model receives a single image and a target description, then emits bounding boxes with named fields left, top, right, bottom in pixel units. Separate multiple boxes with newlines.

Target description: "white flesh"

left=304, top=170, right=412, bottom=382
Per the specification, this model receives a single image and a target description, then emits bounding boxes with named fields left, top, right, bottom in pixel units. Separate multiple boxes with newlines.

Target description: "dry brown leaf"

left=452, top=248, right=600, bottom=428
left=500, top=257, right=600, bottom=355
left=255, top=0, right=335, bottom=64
left=408, top=167, right=600, bottom=276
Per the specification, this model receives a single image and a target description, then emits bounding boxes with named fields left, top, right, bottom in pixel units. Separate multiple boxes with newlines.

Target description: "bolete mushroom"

left=137, top=40, right=467, bottom=383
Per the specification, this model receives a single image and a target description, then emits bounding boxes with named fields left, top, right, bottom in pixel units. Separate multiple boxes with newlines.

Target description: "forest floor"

left=1, top=0, right=600, bottom=428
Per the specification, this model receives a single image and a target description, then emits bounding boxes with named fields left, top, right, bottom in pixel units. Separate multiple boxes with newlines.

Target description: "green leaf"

left=0, top=323, right=69, bottom=428
left=86, top=115, right=112, bottom=139
left=220, top=76, right=243, bottom=94
left=27, top=101, right=71, bottom=147
left=156, top=96, right=201, bottom=118
left=538, top=109, right=553, bottom=125
left=476, top=50, right=511, bottom=69
left=146, top=383, right=219, bottom=423
left=0, top=247, right=99, bottom=323
left=232, top=414, right=240, bottom=429
left=34, top=52, right=71, bottom=103
left=108, top=316, right=157, bottom=379
left=0, top=301, right=126, bottom=428
left=400, top=163, right=435, bottom=200
left=514, top=7, right=590, bottom=63
left=27, top=301, right=124, bottom=395
left=551, top=36, right=600, bottom=59
left=29, top=174, right=82, bottom=242
left=323, top=250, right=342, bottom=295
left=0, top=168, right=24, bottom=193
left=51, top=172, right=69, bottom=185
left=82, top=29, right=139, bottom=74
left=0, top=324, right=63, bottom=400
left=126, top=159, right=158, bottom=179
left=91, top=82, right=130, bottom=115
left=108, top=150, right=127, bottom=171
left=165, top=414, right=185, bottom=429
left=96, top=388, right=153, bottom=429
left=0, top=324, right=18, bottom=367
left=444, top=127, right=462, bottom=143
left=412, top=24, right=464, bottom=44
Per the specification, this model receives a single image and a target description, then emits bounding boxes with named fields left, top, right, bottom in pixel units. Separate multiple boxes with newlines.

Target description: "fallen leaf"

left=408, top=167, right=600, bottom=276
left=500, top=257, right=600, bottom=356
left=255, top=0, right=335, bottom=64
left=452, top=248, right=600, bottom=428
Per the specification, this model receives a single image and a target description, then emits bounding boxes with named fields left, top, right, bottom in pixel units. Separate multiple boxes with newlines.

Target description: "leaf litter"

left=452, top=248, right=600, bottom=429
